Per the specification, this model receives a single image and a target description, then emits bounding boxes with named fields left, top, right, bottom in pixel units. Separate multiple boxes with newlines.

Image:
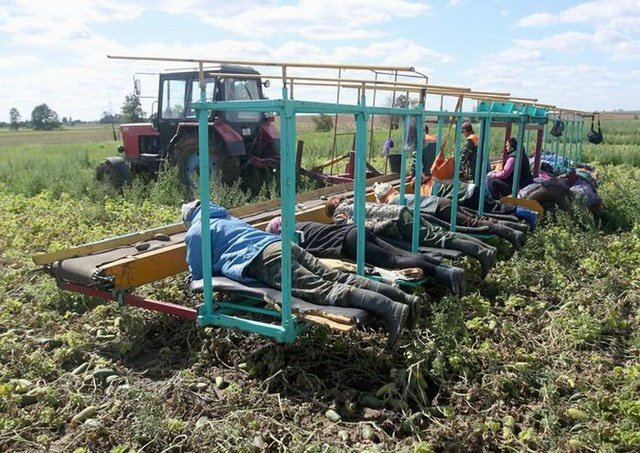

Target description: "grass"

left=0, top=119, right=639, bottom=451
left=0, top=124, right=117, bottom=146
left=582, top=118, right=640, bottom=166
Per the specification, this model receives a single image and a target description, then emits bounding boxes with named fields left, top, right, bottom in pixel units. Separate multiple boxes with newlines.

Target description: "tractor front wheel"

left=169, top=137, right=240, bottom=195
left=96, top=157, right=133, bottom=189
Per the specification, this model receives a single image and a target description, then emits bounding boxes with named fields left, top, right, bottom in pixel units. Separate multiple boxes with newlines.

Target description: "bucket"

left=388, top=153, right=402, bottom=174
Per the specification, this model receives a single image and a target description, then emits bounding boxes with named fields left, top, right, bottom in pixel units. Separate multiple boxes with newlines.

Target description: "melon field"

left=1, top=119, right=639, bottom=452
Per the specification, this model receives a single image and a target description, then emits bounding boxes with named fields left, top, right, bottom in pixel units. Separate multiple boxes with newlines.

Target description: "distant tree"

left=100, top=111, right=122, bottom=124
left=311, top=113, right=333, bottom=132
left=31, top=104, right=60, bottom=130
left=121, top=94, right=146, bottom=123
left=393, top=94, right=419, bottom=109
left=9, top=108, right=20, bottom=130
left=384, top=95, right=420, bottom=130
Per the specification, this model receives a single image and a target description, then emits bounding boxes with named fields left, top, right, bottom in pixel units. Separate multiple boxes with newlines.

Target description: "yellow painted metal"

left=500, top=196, right=545, bottom=219
left=89, top=175, right=396, bottom=291
left=551, top=108, right=594, bottom=117
left=32, top=223, right=185, bottom=266
left=101, top=243, right=188, bottom=290
left=108, top=55, right=415, bottom=72
left=299, top=315, right=354, bottom=331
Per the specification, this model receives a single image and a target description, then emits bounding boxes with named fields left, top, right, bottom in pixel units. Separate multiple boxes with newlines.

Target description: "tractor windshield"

left=185, top=78, right=217, bottom=118
left=223, top=78, right=261, bottom=122
left=161, top=79, right=187, bottom=119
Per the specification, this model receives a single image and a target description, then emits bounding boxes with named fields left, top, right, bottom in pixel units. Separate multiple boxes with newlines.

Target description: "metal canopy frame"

left=107, top=54, right=589, bottom=343
left=545, top=111, right=588, bottom=173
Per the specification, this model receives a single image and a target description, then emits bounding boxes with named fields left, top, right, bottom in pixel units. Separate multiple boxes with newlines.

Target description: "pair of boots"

left=486, top=223, right=526, bottom=250
left=434, top=264, right=466, bottom=296
left=445, top=235, right=497, bottom=278
left=347, top=287, right=421, bottom=349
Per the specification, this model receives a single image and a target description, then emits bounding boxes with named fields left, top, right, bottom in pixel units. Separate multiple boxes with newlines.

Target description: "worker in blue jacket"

left=182, top=201, right=419, bottom=348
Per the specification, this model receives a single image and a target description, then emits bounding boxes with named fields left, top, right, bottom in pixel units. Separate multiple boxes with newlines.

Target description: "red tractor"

left=97, top=65, right=280, bottom=194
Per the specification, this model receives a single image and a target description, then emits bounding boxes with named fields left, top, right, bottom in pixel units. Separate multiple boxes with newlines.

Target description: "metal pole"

left=387, top=71, right=399, bottom=139
left=477, top=116, right=492, bottom=216
left=411, top=108, right=425, bottom=253
left=450, top=116, right=463, bottom=232
left=431, top=114, right=445, bottom=196
left=109, top=54, right=415, bottom=72
left=551, top=117, right=560, bottom=172
left=474, top=118, right=485, bottom=183
left=399, top=114, right=409, bottom=205
left=330, top=69, right=342, bottom=176
left=533, top=128, right=544, bottom=178
left=354, top=92, right=368, bottom=276
left=577, top=118, right=584, bottom=163
left=511, top=118, right=527, bottom=197
left=280, top=86, right=295, bottom=340
left=368, top=72, right=379, bottom=160
left=197, top=62, right=213, bottom=323
left=561, top=118, right=569, bottom=171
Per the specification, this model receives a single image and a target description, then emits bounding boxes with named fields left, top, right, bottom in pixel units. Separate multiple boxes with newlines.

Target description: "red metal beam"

left=533, top=129, right=544, bottom=178
left=57, top=282, right=198, bottom=320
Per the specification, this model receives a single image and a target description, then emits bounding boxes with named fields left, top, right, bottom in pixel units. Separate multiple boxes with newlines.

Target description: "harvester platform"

left=33, top=175, right=403, bottom=331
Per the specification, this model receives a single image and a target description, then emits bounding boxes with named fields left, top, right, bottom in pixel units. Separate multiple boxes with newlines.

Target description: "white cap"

left=373, top=182, right=394, bottom=202
left=181, top=200, right=201, bottom=226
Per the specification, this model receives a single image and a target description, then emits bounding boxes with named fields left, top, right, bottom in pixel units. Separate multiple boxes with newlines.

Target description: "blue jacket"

left=184, top=203, right=280, bottom=282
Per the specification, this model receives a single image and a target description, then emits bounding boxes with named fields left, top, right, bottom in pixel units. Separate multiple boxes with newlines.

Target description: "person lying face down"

left=369, top=183, right=527, bottom=250
left=324, top=195, right=498, bottom=278
left=265, top=217, right=465, bottom=296
left=181, top=200, right=420, bottom=348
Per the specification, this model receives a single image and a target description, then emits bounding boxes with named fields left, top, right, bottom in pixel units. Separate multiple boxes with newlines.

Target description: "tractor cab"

left=98, top=65, right=280, bottom=192
left=155, top=65, right=270, bottom=153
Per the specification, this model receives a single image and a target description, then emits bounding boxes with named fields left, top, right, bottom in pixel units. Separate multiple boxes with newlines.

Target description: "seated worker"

left=324, top=196, right=498, bottom=278
left=182, top=201, right=420, bottom=348
left=460, top=121, right=479, bottom=181
left=265, top=217, right=465, bottom=296
left=371, top=183, right=527, bottom=249
left=410, top=126, right=438, bottom=180
left=486, top=138, right=534, bottom=200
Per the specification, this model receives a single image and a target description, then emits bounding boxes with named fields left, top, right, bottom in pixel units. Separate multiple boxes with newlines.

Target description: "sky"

left=0, top=0, right=639, bottom=122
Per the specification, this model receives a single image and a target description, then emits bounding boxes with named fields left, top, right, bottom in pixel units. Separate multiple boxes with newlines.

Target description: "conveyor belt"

left=190, top=276, right=370, bottom=326
left=39, top=174, right=467, bottom=291
left=50, top=233, right=186, bottom=286
left=40, top=175, right=399, bottom=289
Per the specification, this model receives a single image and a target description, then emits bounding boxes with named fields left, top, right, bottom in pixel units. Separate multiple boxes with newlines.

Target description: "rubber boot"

left=401, top=294, right=422, bottom=328
left=496, top=219, right=530, bottom=233
left=348, top=291, right=409, bottom=349
left=476, top=248, right=498, bottom=278
left=488, top=224, right=526, bottom=250
left=434, top=265, right=466, bottom=297
left=446, top=236, right=497, bottom=278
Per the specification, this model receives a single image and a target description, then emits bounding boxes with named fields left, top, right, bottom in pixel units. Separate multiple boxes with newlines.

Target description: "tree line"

left=5, top=93, right=146, bottom=131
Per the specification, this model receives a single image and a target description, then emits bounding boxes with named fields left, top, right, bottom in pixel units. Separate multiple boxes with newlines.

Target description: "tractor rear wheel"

left=96, top=157, right=133, bottom=189
left=169, top=137, right=240, bottom=194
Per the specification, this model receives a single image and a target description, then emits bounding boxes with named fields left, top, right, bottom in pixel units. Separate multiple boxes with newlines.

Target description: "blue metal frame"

left=191, top=87, right=432, bottom=342
left=190, top=84, right=560, bottom=342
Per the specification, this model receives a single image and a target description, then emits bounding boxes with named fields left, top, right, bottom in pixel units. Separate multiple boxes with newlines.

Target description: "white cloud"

left=513, top=32, right=592, bottom=52
left=0, top=54, right=40, bottom=68
left=0, top=0, right=635, bottom=121
left=518, top=0, right=640, bottom=27
left=447, top=0, right=462, bottom=6
left=517, top=13, right=556, bottom=27
left=0, top=0, right=145, bottom=47
left=199, top=0, right=432, bottom=39
left=514, top=1, right=640, bottom=61
left=455, top=44, right=638, bottom=112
